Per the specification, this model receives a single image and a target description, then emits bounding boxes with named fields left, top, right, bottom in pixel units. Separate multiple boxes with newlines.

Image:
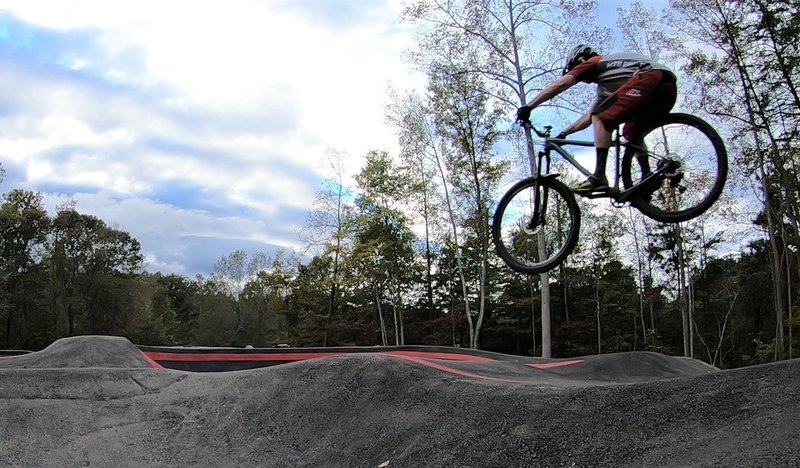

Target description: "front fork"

left=528, top=149, right=551, bottom=232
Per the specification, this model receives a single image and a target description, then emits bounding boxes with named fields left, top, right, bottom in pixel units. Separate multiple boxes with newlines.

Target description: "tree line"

left=1, top=0, right=798, bottom=369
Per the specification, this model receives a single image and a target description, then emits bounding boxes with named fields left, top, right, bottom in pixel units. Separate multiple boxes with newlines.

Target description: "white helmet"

left=563, top=44, right=599, bottom=75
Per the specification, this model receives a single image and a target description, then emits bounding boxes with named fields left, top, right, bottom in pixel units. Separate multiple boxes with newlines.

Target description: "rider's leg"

left=623, top=122, right=651, bottom=177
left=592, top=114, right=612, bottom=178
left=574, top=71, right=668, bottom=192
left=572, top=114, right=611, bottom=191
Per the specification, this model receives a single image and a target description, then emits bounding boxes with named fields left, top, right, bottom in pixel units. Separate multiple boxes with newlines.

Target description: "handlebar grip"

left=531, top=126, right=550, bottom=138
left=516, top=110, right=551, bottom=138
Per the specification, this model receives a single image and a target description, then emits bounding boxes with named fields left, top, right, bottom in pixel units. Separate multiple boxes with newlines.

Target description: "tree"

left=241, top=250, right=297, bottom=346
left=149, top=273, right=201, bottom=344
left=426, top=63, right=506, bottom=349
left=386, top=90, right=447, bottom=329
left=211, top=249, right=248, bottom=342
left=46, top=208, right=143, bottom=336
left=402, top=0, right=608, bottom=355
left=586, top=213, right=624, bottom=353
left=351, top=150, right=419, bottom=346
left=670, top=0, right=800, bottom=360
left=292, top=255, right=335, bottom=346
left=211, top=250, right=283, bottom=345
left=300, top=149, right=355, bottom=346
left=0, top=190, right=50, bottom=347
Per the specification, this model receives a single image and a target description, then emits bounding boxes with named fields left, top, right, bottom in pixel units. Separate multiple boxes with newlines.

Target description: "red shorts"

left=593, top=70, right=677, bottom=141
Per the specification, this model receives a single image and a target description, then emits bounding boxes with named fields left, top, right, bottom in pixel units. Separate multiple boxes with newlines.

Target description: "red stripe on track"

left=143, top=351, right=342, bottom=362
left=141, top=351, right=163, bottom=368
left=142, top=350, right=495, bottom=363
left=142, top=349, right=584, bottom=382
left=143, top=349, right=512, bottom=381
left=379, top=351, right=494, bottom=362
left=527, top=359, right=584, bottom=369
left=387, top=354, right=522, bottom=383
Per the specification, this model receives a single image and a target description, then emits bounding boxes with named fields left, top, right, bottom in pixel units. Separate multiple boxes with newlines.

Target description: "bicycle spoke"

left=622, top=113, right=727, bottom=223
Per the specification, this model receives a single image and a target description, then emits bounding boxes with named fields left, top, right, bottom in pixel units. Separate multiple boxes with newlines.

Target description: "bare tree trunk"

left=756, top=147, right=786, bottom=361
left=688, top=260, right=695, bottom=359
left=392, top=301, right=400, bottom=346
left=376, top=287, right=388, bottom=346
left=392, top=287, right=405, bottom=346
left=472, top=244, right=490, bottom=349
left=784, top=226, right=793, bottom=359
left=675, top=224, right=690, bottom=357
left=422, top=187, right=435, bottom=322
left=431, top=140, right=474, bottom=348
left=560, top=265, right=570, bottom=324
left=596, top=276, right=602, bottom=354
left=530, top=280, right=537, bottom=354
left=324, top=240, right=340, bottom=347
left=540, top=269, right=552, bottom=357
left=450, top=283, right=457, bottom=347
left=471, top=204, right=491, bottom=349
left=4, top=308, right=11, bottom=347
left=629, top=209, right=648, bottom=347
left=399, top=305, right=405, bottom=346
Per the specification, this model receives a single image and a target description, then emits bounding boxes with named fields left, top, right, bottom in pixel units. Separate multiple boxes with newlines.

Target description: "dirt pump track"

left=1, top=336, right=798, bottom=467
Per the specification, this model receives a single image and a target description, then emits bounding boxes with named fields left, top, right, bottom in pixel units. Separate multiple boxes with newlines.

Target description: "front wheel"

left=621, top=113, right=728, bottom=223
left=492, top=176, right=581, bottom=275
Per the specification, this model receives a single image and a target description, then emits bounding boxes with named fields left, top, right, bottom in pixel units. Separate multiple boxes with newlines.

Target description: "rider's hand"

left=516, top=105, right=532, bottom=123
left=556, top=132, right=567, bottom=139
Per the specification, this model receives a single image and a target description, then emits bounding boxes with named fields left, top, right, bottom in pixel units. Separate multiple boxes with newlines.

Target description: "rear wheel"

left=492, top=176, right=580, bottom=275
left=621, top=113, right=727, bottom=223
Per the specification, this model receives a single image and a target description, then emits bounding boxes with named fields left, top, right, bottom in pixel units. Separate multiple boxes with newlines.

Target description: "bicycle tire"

left=492, top=175, right=581, bottom=275
left=621, top=113, right=728, bottom=223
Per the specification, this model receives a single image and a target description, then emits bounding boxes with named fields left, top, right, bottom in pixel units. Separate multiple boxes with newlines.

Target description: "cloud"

left=0, top=0, right=422, bottom=275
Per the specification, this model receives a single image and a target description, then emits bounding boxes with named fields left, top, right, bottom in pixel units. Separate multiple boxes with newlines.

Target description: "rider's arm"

left=560, top=111, right=592, bottom=137
left=524, top=74, right=578, bottom=109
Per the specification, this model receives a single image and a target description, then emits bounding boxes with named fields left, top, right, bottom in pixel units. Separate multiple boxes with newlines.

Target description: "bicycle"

left=492, top=113, right=728, bottom=275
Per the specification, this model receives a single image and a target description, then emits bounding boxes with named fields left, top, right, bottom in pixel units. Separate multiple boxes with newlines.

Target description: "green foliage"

left=751, top=337, right=777, bottom=365
left=0, top=182, right=792, bottom=368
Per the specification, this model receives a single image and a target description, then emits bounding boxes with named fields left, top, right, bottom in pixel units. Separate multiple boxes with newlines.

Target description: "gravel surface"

left=1, top=336, right=798, bottom=467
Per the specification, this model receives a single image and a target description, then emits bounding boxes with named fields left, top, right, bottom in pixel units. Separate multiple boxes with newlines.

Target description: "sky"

left=0, top=0, right=426, bottom=275
left=0, top=0, right=677, bottom=277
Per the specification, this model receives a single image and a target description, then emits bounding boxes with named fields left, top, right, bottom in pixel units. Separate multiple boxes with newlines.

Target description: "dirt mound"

left=540, top=350, right=717, bottom=382
left=430, top=350, right=717, bottom=385
left=1, top=344, right=798, bottom=467
left=0, top=335, right=153, bottom=369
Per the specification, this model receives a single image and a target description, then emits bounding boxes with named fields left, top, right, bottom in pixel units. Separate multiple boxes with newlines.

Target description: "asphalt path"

left=1, top=336, right=798, bottom=467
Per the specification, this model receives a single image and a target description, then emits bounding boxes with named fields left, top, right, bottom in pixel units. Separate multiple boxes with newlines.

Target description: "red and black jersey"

left=568, top=52, right=676, bottom=103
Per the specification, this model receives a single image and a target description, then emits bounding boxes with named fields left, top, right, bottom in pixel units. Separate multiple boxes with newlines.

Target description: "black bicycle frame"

left=541, top=137, right=596, bottom=180
left=535, top=131, right=670, bottom=203
left=523, top=123, right=671, bottom=232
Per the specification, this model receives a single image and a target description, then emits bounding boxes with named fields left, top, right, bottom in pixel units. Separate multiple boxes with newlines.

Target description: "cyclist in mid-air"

left=517, top=45, right=677, bottom=192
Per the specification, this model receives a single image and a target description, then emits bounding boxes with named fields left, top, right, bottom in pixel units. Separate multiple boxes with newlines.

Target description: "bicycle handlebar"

left=518, top=117, right=552, bottom=138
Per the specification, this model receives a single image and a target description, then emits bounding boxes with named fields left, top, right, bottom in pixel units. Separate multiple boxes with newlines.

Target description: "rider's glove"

left=516, top=105, right=532, bottom=123
left=556, top=132, right=567, bottom=139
